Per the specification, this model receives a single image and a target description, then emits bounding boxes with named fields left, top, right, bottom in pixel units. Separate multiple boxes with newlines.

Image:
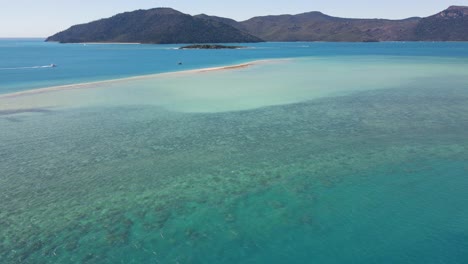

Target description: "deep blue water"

left=2, top=39, right=468, bottom=94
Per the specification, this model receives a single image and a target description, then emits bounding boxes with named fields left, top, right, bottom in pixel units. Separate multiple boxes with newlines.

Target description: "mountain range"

left=46, top=6, right=468, bottom=43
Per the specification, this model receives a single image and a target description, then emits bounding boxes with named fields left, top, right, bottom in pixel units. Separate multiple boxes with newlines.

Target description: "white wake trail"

left=0, top=65, right=55, bottom=70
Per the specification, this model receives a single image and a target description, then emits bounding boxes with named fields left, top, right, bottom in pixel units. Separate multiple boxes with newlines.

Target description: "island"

left=179, top=44, right=246, bottom=50
left=45, top=8, right=263, bottom=44
left=46, top=6, right=468, bottom=43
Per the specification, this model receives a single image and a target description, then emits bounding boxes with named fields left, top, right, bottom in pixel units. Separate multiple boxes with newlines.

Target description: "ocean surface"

left=2, top=39, right=468, bottom=94
left=1, top=39, right=468, bottom=263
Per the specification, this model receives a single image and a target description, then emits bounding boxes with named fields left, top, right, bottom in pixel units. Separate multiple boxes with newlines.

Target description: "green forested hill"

left=46, top=8, right=263, bottom=44
left=46, top=6, right=468, bottom=43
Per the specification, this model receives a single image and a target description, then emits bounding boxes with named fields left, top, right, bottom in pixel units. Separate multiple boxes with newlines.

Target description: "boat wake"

left=0, top=64, right=56, bottom=70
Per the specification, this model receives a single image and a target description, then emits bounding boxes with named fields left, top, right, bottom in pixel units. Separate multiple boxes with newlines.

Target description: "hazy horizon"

left=1, top=0, right=468, bottom=37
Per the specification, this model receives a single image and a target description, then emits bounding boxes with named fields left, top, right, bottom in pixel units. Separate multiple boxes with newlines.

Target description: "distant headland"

left=46, top=6, right=468, bottom=44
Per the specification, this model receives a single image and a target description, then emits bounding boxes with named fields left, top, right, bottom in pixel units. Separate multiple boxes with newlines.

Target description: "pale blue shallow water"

left=1, top=40, right=468, bottom=264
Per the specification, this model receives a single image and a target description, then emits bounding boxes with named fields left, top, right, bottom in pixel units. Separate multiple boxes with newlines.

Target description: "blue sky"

left=1, top=0, right=468, bottom=37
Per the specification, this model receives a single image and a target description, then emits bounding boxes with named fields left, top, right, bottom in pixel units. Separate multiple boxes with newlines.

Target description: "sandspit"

left=0, top=59, right=289, bottom=99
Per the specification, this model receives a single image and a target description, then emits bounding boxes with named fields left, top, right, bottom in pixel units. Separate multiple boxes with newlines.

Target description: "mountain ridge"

left=46, top=8, right=262, bottom=44
left=46, top=6, right=468, bottom=43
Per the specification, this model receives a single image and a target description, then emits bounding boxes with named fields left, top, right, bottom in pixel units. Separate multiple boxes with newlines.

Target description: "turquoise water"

left=2, top=39, right=468, bottom=93
left=1, top=41, right=468, bottom=263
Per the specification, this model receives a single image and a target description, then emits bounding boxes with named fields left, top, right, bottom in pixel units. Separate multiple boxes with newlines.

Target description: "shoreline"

left=0, top=59, right=287, bottom=99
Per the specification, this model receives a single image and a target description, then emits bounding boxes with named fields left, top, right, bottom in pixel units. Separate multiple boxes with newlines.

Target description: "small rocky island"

left=179, top=44, right=246, bottom=50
